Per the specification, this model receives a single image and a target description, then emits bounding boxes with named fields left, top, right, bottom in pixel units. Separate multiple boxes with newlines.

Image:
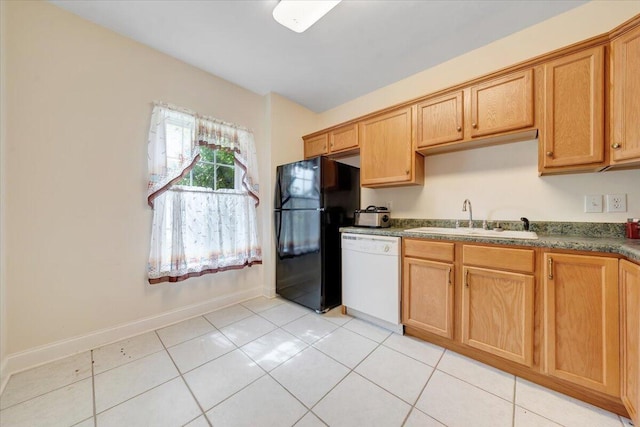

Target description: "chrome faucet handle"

left=482, top=220, right=488, bottom=230
left=455, top=219, right=460, bottom=228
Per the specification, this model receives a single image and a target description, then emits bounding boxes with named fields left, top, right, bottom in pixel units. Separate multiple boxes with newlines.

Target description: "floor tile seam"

left=434, top=367, right=515, bottom=404
left=346, top=370, right=414, bottom=419
left=200, top=370, right=269, bottom=415
left=94, top=375, right=178, bottom=417
left=512, top=403, right=570, bottom=426
left=91, top=349, right=97, bottom=427
left=0, top=372, right=95, bottom=412
left=218, top=321, right=281, bottom=347
left=255, top=309, right=314, bottom=329
left=202, top=310, right=253, bottom=330
left=154, top=330, right=213, bottom=427
left=511, top=372, right=517, bottom=427
left=378, top=341, right=440, bottom=369
left=158, top=325, right=221, bottom=349
left=265, top=368, right=321, bottom=413
left=239, top=299, right=285, bottom=314
left=403, top=348, right=448, bottom=427
left=236, top=336, right=311, bottom=372
left=310, top=339, right=372, bottom=372
left=173, top=344, right=238, bottom=376
left=351, top=363, right=427, bottom=407
left=334, top=320, right=385, bottom=345
left=92, top=346, right=169, bottom=377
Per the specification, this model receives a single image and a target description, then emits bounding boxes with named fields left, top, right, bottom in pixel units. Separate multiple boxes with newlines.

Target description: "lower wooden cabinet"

left=461, top=266, right=534, bottom=366
left=402, top=239, right=455, bottom=339
left=543, top=252, right=619, bottom=395
left=620, top=259, right=640, bottom=426
left=403, top=257, right=454, bottom=338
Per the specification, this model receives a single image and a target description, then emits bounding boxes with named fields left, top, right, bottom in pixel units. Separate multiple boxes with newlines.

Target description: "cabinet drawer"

left=463, top=245, right=534, bottom=273
left=404, top=239, right=454, bottom=262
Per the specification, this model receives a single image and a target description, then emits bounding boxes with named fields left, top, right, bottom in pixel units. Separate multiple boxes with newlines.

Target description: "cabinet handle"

left=471, top=123, right=477, bottom=129
left=546, top=151, right=553, bottom=157
left=465, top=269, right=469, bottom=288
left=456, top=126, right=462, bottom=132
left=547, top=257, right=553, bottom=280
left=448, top=267, right=452, bottom=285
left=405, top=169, right=410, bottom=175
left=323, top=145, right=327, bottom=150
left=611, top=143, right=621, bottom=149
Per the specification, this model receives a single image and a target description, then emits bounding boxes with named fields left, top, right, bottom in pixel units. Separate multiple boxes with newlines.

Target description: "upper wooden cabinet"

left=303, top=123, right=359, bottom=159
left=543, top=252, right=619, bottom=395
left=416, top=91, right=464, bottom=148
left=303, top=133, right=328, bottom=159
left=540, top=46, right=606, bottom=172
left=359, top=106, right=424, bottom=187
left=329, top=123, right=358, bottom=154
left=620, top=259, right=640, bottom=426
left=610, top=25, right=640, bottom=167
left=470, top=69, right=534, bottom=138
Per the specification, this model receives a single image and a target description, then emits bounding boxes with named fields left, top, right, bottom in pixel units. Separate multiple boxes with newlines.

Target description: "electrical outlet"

left=584, top=195, right=603, bottom=213
left=606, top=194, right=627, bottom=212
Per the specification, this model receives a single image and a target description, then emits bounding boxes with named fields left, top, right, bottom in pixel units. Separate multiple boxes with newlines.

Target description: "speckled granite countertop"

left=341, top=226, right=640, bottom=263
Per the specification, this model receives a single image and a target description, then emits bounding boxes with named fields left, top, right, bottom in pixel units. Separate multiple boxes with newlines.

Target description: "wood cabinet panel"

left=417, top=91, right=464, bottom=147
left=359, top=106, right=424, bottom=187
left=470, top=69, right=534, bottom=138
left=329, top=123, right=358, bottom=153
left=611, top=26, right=640, bottom=165
left=621, top=260, right=640, bottom=425
left=404, top=239, right=455, bottom=262
left=462, top=266, right=534, bottom=366
left=403, top=258, right=454, bottom=338
left=303, top=133, right=328, bottom=159
left=543, top=253, right=619, bottom=395
left=541, top=46, right=605, bottom=170
left=463, top=245, right=535, bottom=273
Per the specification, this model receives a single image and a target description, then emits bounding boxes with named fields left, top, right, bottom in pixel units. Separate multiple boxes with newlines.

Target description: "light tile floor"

left=0, top=296, right=633, bottom=427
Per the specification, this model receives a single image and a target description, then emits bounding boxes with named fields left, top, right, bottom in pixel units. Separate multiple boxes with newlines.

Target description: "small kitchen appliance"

left=354, top=205, right=391, bottom=228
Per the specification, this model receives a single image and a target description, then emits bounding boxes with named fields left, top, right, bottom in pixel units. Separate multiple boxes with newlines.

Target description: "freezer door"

left=275, top=158, right=321, bottom=210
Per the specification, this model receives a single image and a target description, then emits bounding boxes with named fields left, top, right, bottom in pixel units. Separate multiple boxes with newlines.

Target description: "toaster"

left=354, top=206, right=391, bottom=228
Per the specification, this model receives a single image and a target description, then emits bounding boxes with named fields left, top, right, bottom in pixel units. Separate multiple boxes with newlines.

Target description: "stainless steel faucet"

left=462, top=199, right=473, bottom=228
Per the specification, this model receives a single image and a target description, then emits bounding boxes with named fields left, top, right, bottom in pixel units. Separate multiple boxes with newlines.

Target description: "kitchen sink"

left=404, top=227, right=539, bottom=240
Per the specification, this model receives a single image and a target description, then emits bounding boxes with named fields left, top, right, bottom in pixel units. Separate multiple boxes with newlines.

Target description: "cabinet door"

left=541, top=46, right=605, bottom=168
left=462, top=266, right=534, bottom=366
left=621, top=260, right=640, bottom=426
left=329, top=123, right=358, bottom=153
left=611, top=27, right=640, bottom=164
left=403, top=258, right=454, bottom=339
left=359, top=106, right=422, bottom=186
left=470, top=69, right=534, bottom=138
left=543, top=253, right=619, bottom=395
left=303, top=134, right=328, bottom=159
left=417, top=91, right=464, bottom=147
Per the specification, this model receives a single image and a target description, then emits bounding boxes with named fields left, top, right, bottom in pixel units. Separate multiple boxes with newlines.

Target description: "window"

left=147, top=104, right=261, bottom=284
left=178, top=147, right=239, bottom=191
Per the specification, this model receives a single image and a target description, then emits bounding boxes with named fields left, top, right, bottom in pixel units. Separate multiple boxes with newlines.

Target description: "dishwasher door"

left=341, top=233, right=401, bottom=332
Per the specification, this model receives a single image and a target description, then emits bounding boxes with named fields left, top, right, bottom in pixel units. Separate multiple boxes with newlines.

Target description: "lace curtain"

left=146, top=103, right=261, bottom=283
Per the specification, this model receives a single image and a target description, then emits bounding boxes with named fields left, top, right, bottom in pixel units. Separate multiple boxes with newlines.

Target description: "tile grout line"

left=91, top=349, right=97, bottom=427
left=153, top=329, right=214, bottom=427
left=511, top=374, right=517, bottom=427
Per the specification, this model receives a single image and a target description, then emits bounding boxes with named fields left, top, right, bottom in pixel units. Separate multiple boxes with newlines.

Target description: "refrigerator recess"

left=274, top=156, right=360, bottom=313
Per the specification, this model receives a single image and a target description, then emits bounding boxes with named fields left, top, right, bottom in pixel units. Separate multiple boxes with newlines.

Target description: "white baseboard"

left=0, top=286, right=263, bottom=393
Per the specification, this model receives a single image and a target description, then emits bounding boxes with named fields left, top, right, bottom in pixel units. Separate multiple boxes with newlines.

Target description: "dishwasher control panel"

left=341, top=234, right=399, bottom=256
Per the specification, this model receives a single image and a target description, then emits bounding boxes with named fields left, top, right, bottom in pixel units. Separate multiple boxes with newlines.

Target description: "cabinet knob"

left=456, top=126, right=462, bottom=132
left=323, top=145, right=327, bottom=150
left=611, top=143, right=621, bottom=149
left=546, top=151, right=553, bottom=157
left=405, top=169, right=410, bottom=175
left=471, top=123, right=477, bottom=129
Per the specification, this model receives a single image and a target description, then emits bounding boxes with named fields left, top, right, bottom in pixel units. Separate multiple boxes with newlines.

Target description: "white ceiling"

left=50, top=0, right=587, bottom=113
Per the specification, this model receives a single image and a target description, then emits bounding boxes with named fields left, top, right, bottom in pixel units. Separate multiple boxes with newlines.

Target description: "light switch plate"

left=584, top=195, right=603, bottom=213
left=606, top=194, right=627, bottom=212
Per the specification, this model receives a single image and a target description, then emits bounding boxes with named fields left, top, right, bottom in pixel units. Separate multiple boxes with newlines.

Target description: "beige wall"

left=3, top=0, right=268, bottom=365
left=1, top=0, right=9, bottom=387
left=319, top=1, right=640, bottom=222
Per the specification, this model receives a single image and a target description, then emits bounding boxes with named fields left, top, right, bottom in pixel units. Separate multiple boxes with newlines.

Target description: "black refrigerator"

left=274, top=156, right=360, bottom=313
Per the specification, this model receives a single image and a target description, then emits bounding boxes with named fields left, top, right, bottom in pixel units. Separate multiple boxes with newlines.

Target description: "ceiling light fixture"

left=272, top=0, right=342, bottom=33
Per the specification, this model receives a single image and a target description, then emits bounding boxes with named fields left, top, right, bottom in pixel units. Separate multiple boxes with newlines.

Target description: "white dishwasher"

left=341, top=233, right=403, bottom=334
